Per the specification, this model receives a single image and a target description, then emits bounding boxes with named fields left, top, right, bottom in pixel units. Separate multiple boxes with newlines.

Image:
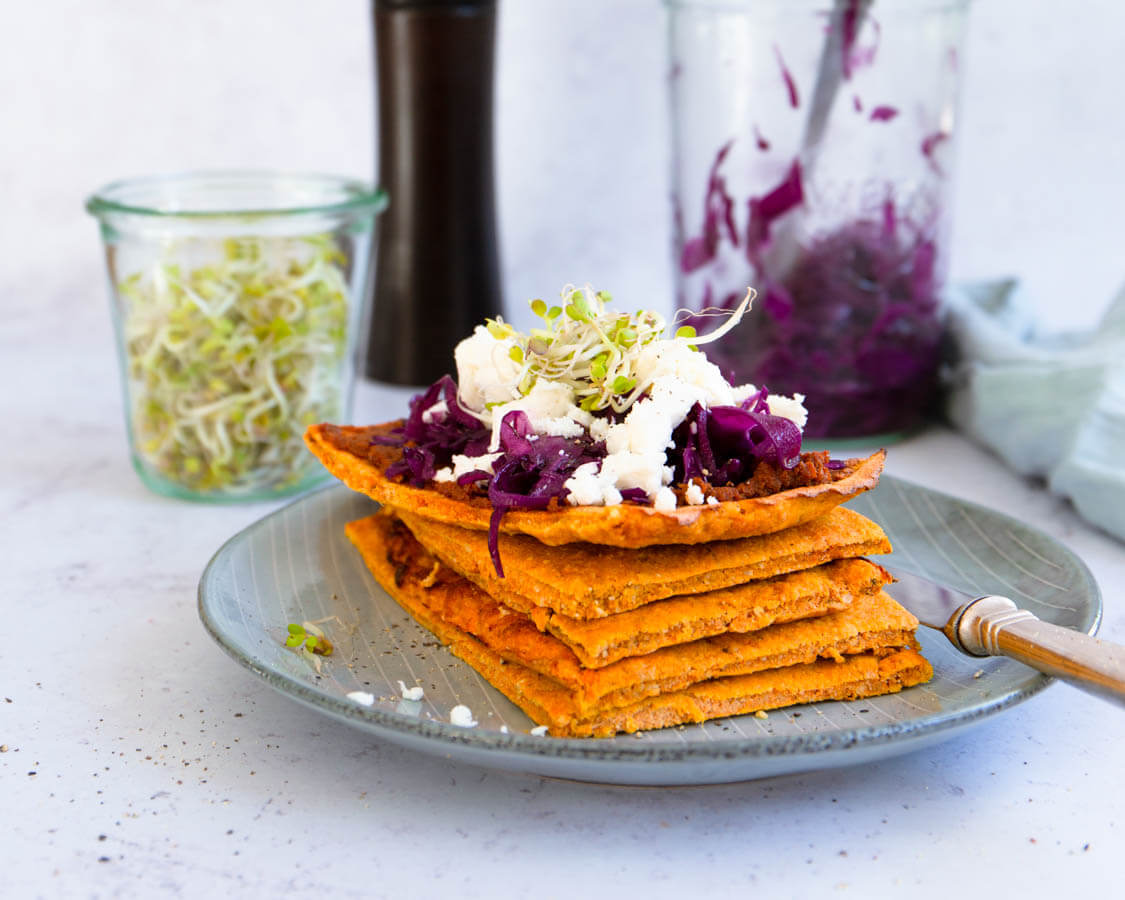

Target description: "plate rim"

left=197, top=477, right=1102, bottom=766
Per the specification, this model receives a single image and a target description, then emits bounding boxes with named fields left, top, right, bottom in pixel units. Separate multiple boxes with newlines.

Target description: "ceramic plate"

left=198, top=477, right=1100, bottom=785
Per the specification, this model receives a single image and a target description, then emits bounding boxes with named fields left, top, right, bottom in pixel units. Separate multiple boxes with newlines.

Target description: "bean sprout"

left=119, top=235, right=351, bottom=495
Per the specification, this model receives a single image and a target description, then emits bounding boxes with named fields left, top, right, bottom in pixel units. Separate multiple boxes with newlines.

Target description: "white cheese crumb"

left=346, top=691, right=375, bottom=707
left=450, top=704, right=478, bottom=727
left=765, top=393, right=808, bottom=430
left=455, top=326, right=522, bottom=410
left=706, top=496, right=720, bottom=506
left=486, top=380, right=591, bottom=450
left=684, top=483, right=705, bottom=505
left=432, top=451, right=502, bottom=484
left=397, top=680, right=424, bottom=702
left=653, top=486, right=677, bottom=512
left=729, top=384, right=808, bottom=429
left=529, top=725, right=549, bottom=736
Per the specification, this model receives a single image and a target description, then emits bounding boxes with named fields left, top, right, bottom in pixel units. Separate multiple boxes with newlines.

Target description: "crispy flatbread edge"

left=399, top=506, right=892, bottom=621
left=345, top=516, right=932, bottom=737
left=306, top=422, right=885, bottom=548
left=463, top=642, right=932, bottom=738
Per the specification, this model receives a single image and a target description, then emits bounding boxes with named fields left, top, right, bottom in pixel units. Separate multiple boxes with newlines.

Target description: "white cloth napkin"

left=944, top=278, right=1125, bottom=542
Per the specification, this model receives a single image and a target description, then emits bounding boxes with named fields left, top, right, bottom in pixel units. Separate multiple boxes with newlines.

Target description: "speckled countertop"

left=3, top=288, right=1123, bottom=897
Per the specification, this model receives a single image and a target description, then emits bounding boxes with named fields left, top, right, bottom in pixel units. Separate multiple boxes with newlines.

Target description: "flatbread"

left=346, top=512, right=929, bottom=729
left=305, top=422, right=885, bottom=548
left=399, top=506, right=891, bottom=619
left=463, top=642, right=932, bottom=738
left=535, top=560, right=892, bottom=668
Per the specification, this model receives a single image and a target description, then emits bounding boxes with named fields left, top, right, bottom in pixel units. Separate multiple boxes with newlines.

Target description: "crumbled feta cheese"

left=449, top=704, right=477, bottom=727
left=455, top=326, right=522, bottom=410
left=731, top=383, right=808, bottom=429
left=432, top=451, right=502, bottom=484
left=529, top=725, right=549, bottom=736
left=397, top=680, right=424, bottom=702
left=633, top=341, right=737, bottom=405
left=486, top=380, right=591, bottom=451
left=346, top=691, right=375, bottom=706
left=684, top=483, right=705, bottom=505
left=564, top=462, right=613, bottom=507
left=706, top=496, right=720, bottom=506
left=588, top=417, right=610, bottom=441
left=764, top=393, right=808, bottom=430
left=653, top=486, right=677, bottom=512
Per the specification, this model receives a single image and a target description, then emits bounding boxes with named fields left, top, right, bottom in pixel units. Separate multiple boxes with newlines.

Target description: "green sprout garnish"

left=119, top=235, right=352, bottom=495
left=284, top=622, right=334, bottom=672
left=285, top=622, right=334, bottom=655
left=482, top=284, right=752, bottom=415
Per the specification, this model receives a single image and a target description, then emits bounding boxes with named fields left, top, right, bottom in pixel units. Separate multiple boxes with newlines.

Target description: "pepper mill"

left=365, top=0, right=503, bottom=386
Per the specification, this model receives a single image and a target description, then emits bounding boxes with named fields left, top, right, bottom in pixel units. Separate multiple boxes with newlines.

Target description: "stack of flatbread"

left=307, top=425, right=932, bottom=738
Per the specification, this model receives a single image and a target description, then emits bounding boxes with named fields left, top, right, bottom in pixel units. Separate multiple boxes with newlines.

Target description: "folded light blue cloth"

left=944, top=279, right=1125, bottom=542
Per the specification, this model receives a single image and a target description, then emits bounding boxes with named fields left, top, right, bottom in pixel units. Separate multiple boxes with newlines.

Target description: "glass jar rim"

left=86, top=170, right=388, bottom=221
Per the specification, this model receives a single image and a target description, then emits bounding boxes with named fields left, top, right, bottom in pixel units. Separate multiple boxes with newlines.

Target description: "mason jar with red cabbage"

left=667, top=0, right=969, bottom=439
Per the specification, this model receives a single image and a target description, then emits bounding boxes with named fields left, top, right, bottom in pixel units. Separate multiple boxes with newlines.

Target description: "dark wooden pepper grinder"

left=364, top=0, right=502, bottom=385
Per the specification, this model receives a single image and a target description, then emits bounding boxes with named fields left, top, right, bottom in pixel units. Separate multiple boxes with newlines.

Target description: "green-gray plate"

left=198, top=477, right=1100, bottom=785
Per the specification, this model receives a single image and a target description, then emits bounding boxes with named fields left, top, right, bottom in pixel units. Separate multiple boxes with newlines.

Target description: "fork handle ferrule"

left=948, top=596, right=1125, bottom=708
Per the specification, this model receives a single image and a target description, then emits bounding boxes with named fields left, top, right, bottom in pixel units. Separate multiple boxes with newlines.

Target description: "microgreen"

left=284, top=622, right=334, bottom=658
left=479, top=284, right=752, bottom=416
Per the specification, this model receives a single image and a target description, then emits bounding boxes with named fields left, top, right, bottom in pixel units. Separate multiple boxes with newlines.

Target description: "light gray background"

left=3, top=0, right=1123, bottom=332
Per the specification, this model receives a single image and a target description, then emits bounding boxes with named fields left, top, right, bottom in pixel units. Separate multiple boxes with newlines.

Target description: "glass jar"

left=667, top=0, right=970, bottom=440
left=87, top=172, right=387, bottom=501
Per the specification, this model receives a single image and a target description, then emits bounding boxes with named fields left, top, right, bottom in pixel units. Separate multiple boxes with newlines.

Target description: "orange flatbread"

left=346, top=512, right=931, bottom=732
left=399, top=506, right=891, bottom=619
left=464, top=643, right=932, bottom=738
left=537, top=560, right=892, bottom=667
left=305, top=422, right=885, bottom=548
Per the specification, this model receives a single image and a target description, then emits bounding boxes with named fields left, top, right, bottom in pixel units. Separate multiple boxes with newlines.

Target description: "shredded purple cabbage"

left=753, top=124, right=771, bottom=152
left=774, top=44, right=800, bottom=109
left=679, top=134, right=945, bottom=438
left=746, top=160, right=805, bottom=263
left=374, top=375, right=491, bottom=485
left=680, top=139, right=739, bottom=273
left=841, top=2, right=880, bottom=78
left=485, top=411, right=606, bottom=577
left=669, top=401, right=802, bottom=486
left=723, top=210, right=942, bottom=437
left=869, top=105, right=898, bottom=122
left=921, top=130, right=949, bottom=174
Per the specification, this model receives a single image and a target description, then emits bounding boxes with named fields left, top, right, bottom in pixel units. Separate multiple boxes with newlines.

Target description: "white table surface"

left=3, top=289, right=1122, bottom=898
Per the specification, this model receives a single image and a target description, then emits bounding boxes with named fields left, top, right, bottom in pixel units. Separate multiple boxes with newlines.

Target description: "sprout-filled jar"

left=667, top=0, right=970, bottom=440
left=87, top=172, right=387, bottom=501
